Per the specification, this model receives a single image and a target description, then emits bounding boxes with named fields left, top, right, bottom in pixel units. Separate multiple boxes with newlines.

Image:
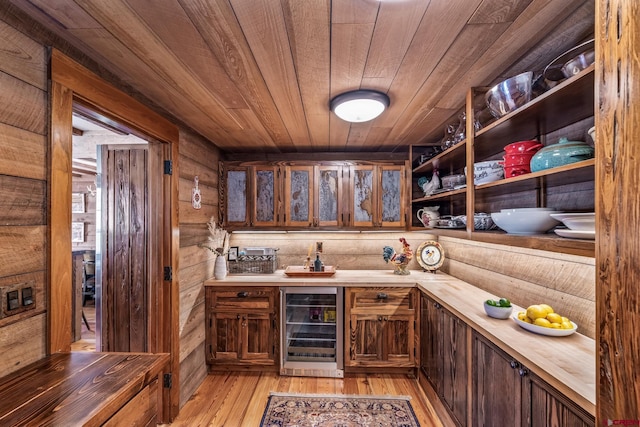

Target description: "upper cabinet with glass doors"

left=221, top=161, right=407, bottom=230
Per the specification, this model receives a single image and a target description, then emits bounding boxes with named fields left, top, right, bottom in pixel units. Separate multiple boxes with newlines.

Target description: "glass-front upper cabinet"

left=224, top=166, right=249, bottom=226
left=379, top=165, right=406, bottom=228
left=316, top=165, right=342, bottom=227
left=253, top=165, right=279, bottom=227
left=285, top=166, right=313, bottom=227
left=350, top=165, right=376, bottom=227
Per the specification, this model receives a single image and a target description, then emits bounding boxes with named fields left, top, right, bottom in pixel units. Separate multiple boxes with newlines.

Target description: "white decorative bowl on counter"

left=483, top=302, right=513, bottom=319
left=491, top=210, right=561, bottom=235
left=512, top=315, right=577, bottom=337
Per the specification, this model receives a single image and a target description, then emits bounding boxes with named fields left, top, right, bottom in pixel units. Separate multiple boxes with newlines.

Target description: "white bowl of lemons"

left=513, top=303, right=577, bottom=336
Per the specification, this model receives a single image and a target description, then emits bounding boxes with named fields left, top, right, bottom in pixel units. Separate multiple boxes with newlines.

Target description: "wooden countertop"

left=206, top=269, right=596, bottom=415
left=0, top=352, right=169, bottom=426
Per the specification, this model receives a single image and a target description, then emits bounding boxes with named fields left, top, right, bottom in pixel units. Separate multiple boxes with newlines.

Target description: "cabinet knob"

left=510, top=360, right=520, bottom=369
left=237, top=314, right=241, bottom=320
left=237, top=291, right=248, bottom=298
left=378, top=316, right=383, bottom=321
left=519, top=367, right=528, bottom=377
left=377, top=292, right=388, bottom=300
left=433, top=302, right=441, bottom=309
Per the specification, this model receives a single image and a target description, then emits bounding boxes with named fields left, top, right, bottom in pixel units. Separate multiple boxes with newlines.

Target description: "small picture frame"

left=71, top=193, right=85, bottom=213
left=71, top=222, right=85, bottom=242
left=228, top=246, right=239, bottom=261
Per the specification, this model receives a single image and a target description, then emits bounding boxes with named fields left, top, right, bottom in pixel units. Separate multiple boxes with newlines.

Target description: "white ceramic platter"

left=554, top=229, right=595, bottom=240
left=512, top=314, right=577, bottom=337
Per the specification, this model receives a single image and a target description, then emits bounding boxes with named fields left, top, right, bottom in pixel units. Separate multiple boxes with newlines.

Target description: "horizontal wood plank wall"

left=438, top=236, right=596, bottom=339
left=177, top=129, right=219, bottom=408
left=0, top=16, right=48, bottom=376
left=229, top=231, right=438, bottom=272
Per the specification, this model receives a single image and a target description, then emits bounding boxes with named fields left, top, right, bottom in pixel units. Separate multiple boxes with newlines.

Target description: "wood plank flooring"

left=71, top=305, right=96, bottom=352
left=163, top=371, right=444, bottom=426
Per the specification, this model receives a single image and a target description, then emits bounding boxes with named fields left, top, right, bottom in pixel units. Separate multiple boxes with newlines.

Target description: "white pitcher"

left=416, top=206, right=440, bottom=227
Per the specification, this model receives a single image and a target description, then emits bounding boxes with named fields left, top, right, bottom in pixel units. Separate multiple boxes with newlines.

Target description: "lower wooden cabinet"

left=205, top=287, right=278, bottom=367
left=420, top=293, right=467, bottom=427
left=472, top=331, right=594, bottom=427
left=345, top=287, right=417, bottom=368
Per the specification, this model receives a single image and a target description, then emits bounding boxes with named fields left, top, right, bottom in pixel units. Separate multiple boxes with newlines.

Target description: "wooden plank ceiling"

left=12, top=0, right=593, bottom=154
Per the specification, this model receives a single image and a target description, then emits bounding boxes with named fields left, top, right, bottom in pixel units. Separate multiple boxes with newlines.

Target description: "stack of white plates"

left=550, top=213, right=595, bottom=240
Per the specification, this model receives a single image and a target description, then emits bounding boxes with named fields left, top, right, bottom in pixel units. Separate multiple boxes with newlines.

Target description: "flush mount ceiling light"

left=330, top=90, right=390, bottom=123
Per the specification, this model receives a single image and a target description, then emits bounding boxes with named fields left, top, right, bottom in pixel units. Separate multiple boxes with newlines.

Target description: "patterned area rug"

left=259, top=393, right=421, bottom=427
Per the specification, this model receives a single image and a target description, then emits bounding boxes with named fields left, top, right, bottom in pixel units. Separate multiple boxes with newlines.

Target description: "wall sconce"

left=330, top=90, right=390, bottom=123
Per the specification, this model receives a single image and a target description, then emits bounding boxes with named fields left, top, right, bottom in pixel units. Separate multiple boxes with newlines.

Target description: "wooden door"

left=242, top=313, right=274, bottom=362
left=441, top=308, right=468, bottom=426
left=211, top=312, right=242, bottom=361
left=99, top=146, right=159, bottom=352
left=348, top=313, right=383, bottom=365
left=383, top=313, right=414, bottom=365
left=473, top=332, right=524, bottom=427
left=420, top=295, right=442, bottom=389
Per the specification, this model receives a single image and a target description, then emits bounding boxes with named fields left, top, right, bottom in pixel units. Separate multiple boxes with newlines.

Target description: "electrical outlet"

left=7, top=290, right=19, bottom=311
left=0, top=281, right=37, bottom=319
left=22, top=287, right=33, bottom=306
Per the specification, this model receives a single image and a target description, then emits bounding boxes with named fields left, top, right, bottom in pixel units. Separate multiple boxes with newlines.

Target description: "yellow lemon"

left=550, top=322, right=562, bottom=329
left=517, top=311, right=528, bottom=321
left=534, top=318, right=552, bottom=328
left=546, top=313, right=563, bottom=324
left=561, top=321, right=574, bottom=329
left=561, top=316, right=570, bottom=323
left=526, top=305, right=548, bottom=320
left=539, top=304, right=554, bottom=315
left=522, top=316, right=532, bottom=324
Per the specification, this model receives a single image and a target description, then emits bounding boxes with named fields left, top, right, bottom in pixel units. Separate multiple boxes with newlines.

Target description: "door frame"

left=49, top=49, right=180, bottom=419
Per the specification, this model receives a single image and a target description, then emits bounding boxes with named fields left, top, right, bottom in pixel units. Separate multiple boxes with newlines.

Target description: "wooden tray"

left=284, top=265, right=336, bottom=277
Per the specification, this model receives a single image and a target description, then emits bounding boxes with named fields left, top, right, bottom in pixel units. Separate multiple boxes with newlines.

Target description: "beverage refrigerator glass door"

left=280, top=287, right=344, bottom=378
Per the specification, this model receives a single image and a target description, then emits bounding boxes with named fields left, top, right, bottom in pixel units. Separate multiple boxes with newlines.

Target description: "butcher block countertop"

left=205, top=269, right=596, bottom=415
left=0, top=352, right=169, bottom=426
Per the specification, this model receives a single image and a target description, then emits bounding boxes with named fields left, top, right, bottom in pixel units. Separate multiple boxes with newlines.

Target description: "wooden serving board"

left=284, top=266, right=336, bottom=277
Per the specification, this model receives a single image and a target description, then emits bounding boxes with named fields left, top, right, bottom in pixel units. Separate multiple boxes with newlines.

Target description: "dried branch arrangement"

left=199, top=217, right=229, bottom=256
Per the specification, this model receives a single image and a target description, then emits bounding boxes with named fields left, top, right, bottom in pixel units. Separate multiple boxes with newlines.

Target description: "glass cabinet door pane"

left=226, top=170, right=247, bottom=223
left=318, top=167, right=339, bottom=224
left=381, top=168, right=402, bottom=224
left=352, top=166, right=375, bottom=226
left=289, top=169, right=310, bottom=222
left=255, top=169, right=275, bottom=222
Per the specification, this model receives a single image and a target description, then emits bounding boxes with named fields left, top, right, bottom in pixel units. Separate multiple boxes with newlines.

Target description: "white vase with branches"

left=199, top=217, right=230, bottom=280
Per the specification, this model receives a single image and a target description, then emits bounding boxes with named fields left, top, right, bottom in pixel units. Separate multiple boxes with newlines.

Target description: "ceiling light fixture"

left=330, top=90, right=390, bottom=123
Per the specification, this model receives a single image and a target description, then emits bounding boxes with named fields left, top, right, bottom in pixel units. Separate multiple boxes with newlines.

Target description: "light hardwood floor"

left=164, top=371, right=444, bottom=426
left=71, top=305, right=96, bottom=352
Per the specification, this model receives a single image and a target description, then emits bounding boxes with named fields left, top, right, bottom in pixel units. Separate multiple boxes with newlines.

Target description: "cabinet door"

left=241, top=312, right=275, bottom=363
left=347, top=313, right=383, bottom=365
left=210, top=312, right=242, bottom=362
left=473, top=332, right=525, bottom=427
left=252, top=165, right=279, bottom=226
left=420, top=296, right=442, bottom=389
left=284, top=165, right=313, bottom=227
left=224, top=167, right=249, bottom=226
left=350, top=165, right=376, bottom=227
left=441, top=308, right=467, bottom=425
left=527, top=372, right=595, bottom=427
left=316, top=165, right=342, bottom=227
left=379, top=165, right=405, bottom=227
left=384, top=313, right=414, bottom=366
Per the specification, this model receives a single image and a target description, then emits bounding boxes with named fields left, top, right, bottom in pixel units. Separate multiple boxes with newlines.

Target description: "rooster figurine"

left=382, top=237, right=413, bottom=275
left=419, top=168, right=440, bottom=196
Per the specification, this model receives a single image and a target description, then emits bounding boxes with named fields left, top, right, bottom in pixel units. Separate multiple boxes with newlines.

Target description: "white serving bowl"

left=464, top=160, right=504, bottom=185
left=500, top=207, right=555, bottom=213
left=491, top=210, right=561, bottom=235
left=483, top=302, right=513, bottom=319
left=549, top=212, right=595, bottom=231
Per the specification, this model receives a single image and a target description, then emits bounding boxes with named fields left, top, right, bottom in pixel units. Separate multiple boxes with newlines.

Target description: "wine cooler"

left=280, top=287, right=344, bottom=378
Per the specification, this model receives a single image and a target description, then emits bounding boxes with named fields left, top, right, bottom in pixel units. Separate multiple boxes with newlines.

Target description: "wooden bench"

left=0, top=352, right=169, bottom=426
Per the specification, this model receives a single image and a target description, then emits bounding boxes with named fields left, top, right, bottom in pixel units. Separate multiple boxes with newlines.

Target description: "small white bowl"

left=491, top=210, right=561, bottom=235
left=465, top=160, right=504, bottom=185
left=549, top=213, right=595, bottom=231
left=500, top=207, right=555, bottom=212
left=483, top=302, right=513, bottom=319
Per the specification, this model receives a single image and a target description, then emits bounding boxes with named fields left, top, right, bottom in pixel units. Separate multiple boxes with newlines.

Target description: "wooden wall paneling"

left=179, top=300, right=204, bottom=363
left=178, top=178, right=218, bottom=211
left=178, top=342, right=207, bottom=408
left=0, top=314, right=46, bottom=375
left=596, top=0, right=640, bottom=421
left=0, top=71, right=46, bottom=135
left=0, top=175, right=45, bottom=225
left=0, top=19, right=47, bottom=89
left=178, top=199, right=216, bottom=225
left=178, top=223, right=209, bottom=249
left=0, top=124, right=46, bottom=181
